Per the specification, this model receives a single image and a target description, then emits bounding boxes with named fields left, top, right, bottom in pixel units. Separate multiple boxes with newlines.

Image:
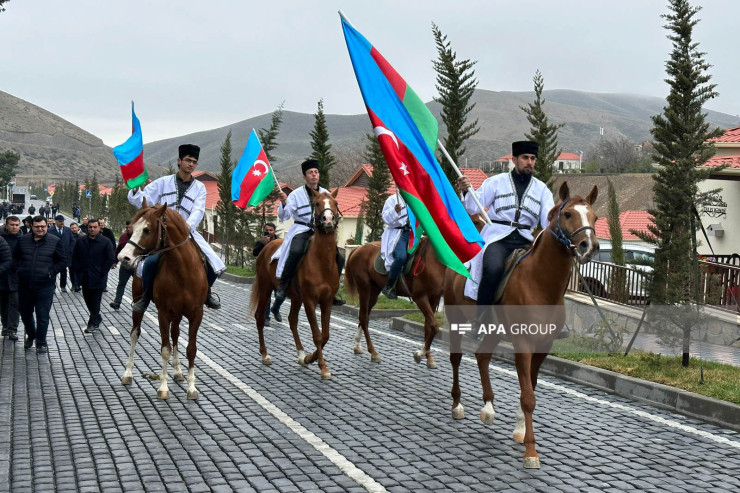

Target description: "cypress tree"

left=432, top=23, right=479, bottom=186
left=257, top=102, right=284, bottom=230
left=361, top=134, right=391, bottom=242
left=216, top=130, right=237, bottom=265
left=308, top=99, right=336, bottom=189
left=520, top=70, right=564, bottom=186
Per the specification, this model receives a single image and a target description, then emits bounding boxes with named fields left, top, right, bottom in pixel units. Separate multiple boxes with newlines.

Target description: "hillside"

left=0, top=90, right=166, bottom=184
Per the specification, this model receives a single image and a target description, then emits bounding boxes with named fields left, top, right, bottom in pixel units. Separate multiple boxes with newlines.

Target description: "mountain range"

left=2, top=88, right=738, bottom=186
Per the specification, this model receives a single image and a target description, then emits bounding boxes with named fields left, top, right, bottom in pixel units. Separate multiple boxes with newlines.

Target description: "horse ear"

left=310, top=188, right=320, bottom=200
left=157, top=203, right=168, bottom=215
left=142, top=197, right=148, bottom=208
left=331, top=188, right=339, bottom=198
left=558, top=181, right=570, bottom=202
left=585, top=185, right=598, bottom=205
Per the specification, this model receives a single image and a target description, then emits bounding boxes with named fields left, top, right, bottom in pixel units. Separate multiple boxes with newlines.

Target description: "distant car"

left=30, top=194, right=37, bottom=200
left=579, top=241, right=655, bottom=300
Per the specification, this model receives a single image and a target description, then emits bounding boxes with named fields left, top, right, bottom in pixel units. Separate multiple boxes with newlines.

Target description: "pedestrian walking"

left=21, top=216, right=32, bottom=235
left=69, top=222, right=84, bottom=292
left=14, top=215, right=67, bottom=354
left=72, top=219, right=115, bottom=333
left=110, top=221, right=133, bottom=310
left=0, top=216, right=22, bottom=341
left=49, top=215, right=75, bottom=292
left=98, top=218, right=117, bottom=249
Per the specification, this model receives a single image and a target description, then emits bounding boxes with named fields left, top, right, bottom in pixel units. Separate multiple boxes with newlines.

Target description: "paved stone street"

left=1, top=274, right=740, bottom=492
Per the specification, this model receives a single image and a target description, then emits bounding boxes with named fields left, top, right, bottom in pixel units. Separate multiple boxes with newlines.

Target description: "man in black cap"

left=269, top=159, right=345, bottom=322
left=457, top=141, right=554, bottom=308
left=49, top=214, right=75, bottom=292
left=125, top=144, right=225, bottom=312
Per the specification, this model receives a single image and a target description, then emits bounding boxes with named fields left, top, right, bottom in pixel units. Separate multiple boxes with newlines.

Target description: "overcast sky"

left=1, top=0, right=738, bottom=147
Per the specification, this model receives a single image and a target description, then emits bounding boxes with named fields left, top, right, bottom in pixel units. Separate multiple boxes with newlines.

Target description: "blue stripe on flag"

left=112, top=103, right=143, bottom=165
left=231, top=129, right=263, bottom=202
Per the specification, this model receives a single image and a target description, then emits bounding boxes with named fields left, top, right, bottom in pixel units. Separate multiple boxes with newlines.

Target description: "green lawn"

left=225, top=265, right=255, bottom=277
left=338, top=286, right=416, bottom=310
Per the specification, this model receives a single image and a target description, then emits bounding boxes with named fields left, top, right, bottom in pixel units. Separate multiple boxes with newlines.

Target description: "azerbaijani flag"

left=112, top=101, right=148, bottom=189
left=232, top=129, right=276, bottom=208
left=340, top=14, right=483, bottom=277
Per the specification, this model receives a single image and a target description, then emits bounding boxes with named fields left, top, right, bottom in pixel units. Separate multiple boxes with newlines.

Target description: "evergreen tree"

left=0, top=150, right=20, bottom=194
left=107, top=176, right=138, bottom=233
left=0, top=1, right=10, bottom=14
left=520, top=70, right=564, bottom=186
left=432, top=23, right=480, bottom=186
left=257, top=102, right=284, bottom=230
left=308, top=99, right=336, bottom=189
left=606, top=178, right=628, bottom=303
left=216, top=130, right=238, bottom=265
left=361, top=134, right=392, bottom=242
left=635, top=0, right=722, bottom=367
left=166, top=161, right=176, bottom=175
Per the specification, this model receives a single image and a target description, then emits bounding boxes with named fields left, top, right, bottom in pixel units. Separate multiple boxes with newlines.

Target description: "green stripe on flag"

left=402, top=192, right=471, bottom=278
left=402, top=86, right=438, bottom=154
left=125, top=170, right=148, bottom=190
left=247, top=168, right=276, bottom=208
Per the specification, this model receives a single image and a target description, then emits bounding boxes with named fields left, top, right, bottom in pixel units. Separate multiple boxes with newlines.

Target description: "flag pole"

left=437, top=139, right=491, bottom=224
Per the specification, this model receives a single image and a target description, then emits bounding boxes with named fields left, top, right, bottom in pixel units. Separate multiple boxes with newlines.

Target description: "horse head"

left=117, top=202, right=168, bottom=267
left=311, top=188, right=341, bottom=234
left=546, top=181, right=599, bottom=264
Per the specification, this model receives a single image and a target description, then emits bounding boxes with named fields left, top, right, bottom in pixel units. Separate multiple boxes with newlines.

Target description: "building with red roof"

left=594, top=210, right=653, bottom=245
left=492, top=152, right=583, bottom=173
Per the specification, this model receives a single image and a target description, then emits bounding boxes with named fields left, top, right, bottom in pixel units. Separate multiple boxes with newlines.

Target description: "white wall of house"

left=697, top=178, right=740, bottom=255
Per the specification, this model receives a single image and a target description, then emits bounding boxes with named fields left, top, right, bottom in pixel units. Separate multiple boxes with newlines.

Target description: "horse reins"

left=127, top=212, right=191, bottom=259
left=548, top=199, right=595, bottom=253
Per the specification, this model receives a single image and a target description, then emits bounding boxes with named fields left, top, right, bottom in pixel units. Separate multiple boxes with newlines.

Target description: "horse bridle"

left=126, top=212, right=190, bottom=258
left=313, top=200, right=342, bottom=232
left=548, top=199, right=595, bottom=252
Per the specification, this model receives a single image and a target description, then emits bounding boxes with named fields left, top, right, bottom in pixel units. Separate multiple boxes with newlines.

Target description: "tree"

left=0, top=1, right=10, bottom=14
left=635, top=0, right=722, bottom=367
left=606, top=178, right=628, bottom=303
left=107, top=176, right=138, bottom=233
left=308, top=98, right=336, bottom=190
left=0, top=150, right=20, bottom=197
left=361, top=134, right=392, bottom=242
left=216, top=131, right=238, bottom=265
left=432, top=23, right=480, bottom=186
left=520, top=70, right=564, bottom=186
left=586, top=136, right=640, bottom=174
left=257, top=103, right=284, bottom=230
left=166, top=160, right=176, bottom=175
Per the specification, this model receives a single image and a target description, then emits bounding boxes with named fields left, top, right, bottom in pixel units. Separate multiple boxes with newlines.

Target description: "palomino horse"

left=444, top=182, right=598, bottom=469
left=118, top=201, right=208, bottom=399
left=344, top=237, right=445, bottom=367
left=249, top=189, right=341, bottom=379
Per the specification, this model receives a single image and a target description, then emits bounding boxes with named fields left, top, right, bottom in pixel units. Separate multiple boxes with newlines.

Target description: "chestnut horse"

left=344, top=237, right=445, bottom=367
left=249, top=189, right=341, bottom=379
left=118, top=201, right=208, bottom=400
left=444, top=182, right=598, bottom=469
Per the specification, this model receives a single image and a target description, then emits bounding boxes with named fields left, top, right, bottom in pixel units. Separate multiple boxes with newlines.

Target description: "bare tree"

left=585, top=136, right=639, bottom=173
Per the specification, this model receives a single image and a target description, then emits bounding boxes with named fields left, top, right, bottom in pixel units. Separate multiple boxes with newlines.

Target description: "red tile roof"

left=699, top=155, right=740, bottom=169
left=595, top=210, right=653, bottom=240
left=709, top=126, right=740, bottom=143
left=202, top=181, right=220, bottom=209
left=460, top=168, right=488, bottom=189
left=334, top=186, right=368, bottom=216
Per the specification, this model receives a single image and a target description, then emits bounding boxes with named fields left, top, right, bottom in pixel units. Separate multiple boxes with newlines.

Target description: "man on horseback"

left=457, top=141, right=554, bottom=308
left=127, top=144, right=224, bottom=312
left=270, top=159, right=345, bottom=322
left=380, top=193, right=410, bottom=300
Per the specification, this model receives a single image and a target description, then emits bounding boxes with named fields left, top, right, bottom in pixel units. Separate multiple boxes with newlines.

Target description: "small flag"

left=112, top=101, right=148, bottom=189
left=232, top=129, right=276, bottom=208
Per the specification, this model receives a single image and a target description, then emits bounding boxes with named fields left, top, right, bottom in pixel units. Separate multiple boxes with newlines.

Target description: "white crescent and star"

left=373, top=125, right=410, bottom=176
left=251, top=159, right=268, bottom=177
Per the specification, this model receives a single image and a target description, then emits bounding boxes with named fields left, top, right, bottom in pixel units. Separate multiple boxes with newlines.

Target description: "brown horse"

left=444, top=182, right=598, bottom=469
left=344, top=237, right=445, bottom=367
left=117, top=201, right=208, bottom=399
left=249, top=189, right=341, bottom=379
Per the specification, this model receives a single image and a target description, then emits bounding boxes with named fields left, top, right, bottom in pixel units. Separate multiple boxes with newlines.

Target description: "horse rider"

left=380, top=193, right=411, bottom=300
left=456, top=141, right=554, bottom=309
left=127, top=144, right=224, bottom=312
left=270, top=159, right=345, bottom=322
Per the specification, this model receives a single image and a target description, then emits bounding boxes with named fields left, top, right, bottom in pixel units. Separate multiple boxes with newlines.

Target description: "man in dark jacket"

left=14, top=215, right=67, bottom=353
left=0, top=216, right=22, bottom=341
left=73, top=219, right=115, bottom=333
left=21, top=216, right=33, bottom=235
left=69, top=222, right=84, bottom=291
left=110, top=221, right=133, bottom=310
left=49, top=215, right=75, bottom=292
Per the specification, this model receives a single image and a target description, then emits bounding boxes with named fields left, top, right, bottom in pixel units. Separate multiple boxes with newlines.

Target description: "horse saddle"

left=492, top=248, right=531, bottom=304
left=373, top=250, right=415, bottom=276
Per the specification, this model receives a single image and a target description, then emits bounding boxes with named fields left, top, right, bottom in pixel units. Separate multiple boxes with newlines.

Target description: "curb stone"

left=390, top=317, right=740, bottom=433
left=221, top=272, right=254, bottom=284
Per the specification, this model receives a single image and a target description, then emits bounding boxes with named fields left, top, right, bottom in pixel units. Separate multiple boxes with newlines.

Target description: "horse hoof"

left=512, top=430, right=525, bottom=444
left=173, top=374, right=185, bottom=383
left=321, top=371, right=332, bottom=380
left=427, top=360, right=437, bottom=369
left=157, top=390, right=169, bottom=399
left=298, top=355, right=307, bottom=366
left=413, top=351, right=422, bottom=364
left=121, top=376, right=132, bottom=385
left=480, top=409, right=495, bottom=425
left=187, top=390, right=200, bottom=400
left=452, top=405, right=465, bottom=420
left=370, top=354, right=381, bottom=363
left=523, top=457, right=540, bottom=469
left=353, top=346, right=364, bottom=355
left=262, top=355, right=273, bottom=365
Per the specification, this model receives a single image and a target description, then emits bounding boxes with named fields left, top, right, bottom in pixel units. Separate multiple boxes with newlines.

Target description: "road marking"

left=196, top=350, right=387, bottom=493
left=360, top=325, right=740, bottom=450
left=108, top=326, right=120, bottom=336
left=233, top=324, right=250, bottom=332
left=209, top=323, right=225, bottom=333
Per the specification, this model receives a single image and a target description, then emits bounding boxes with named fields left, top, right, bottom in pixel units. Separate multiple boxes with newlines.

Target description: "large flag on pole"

left=340, top=14, right=483, bottom=277
left=232, top=129, right=276, bottom=208
left=112, top=102, right=148, bottom=189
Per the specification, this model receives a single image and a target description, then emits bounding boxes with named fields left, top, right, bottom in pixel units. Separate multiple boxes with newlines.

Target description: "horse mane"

left=132, top=203, right=190, bottom=233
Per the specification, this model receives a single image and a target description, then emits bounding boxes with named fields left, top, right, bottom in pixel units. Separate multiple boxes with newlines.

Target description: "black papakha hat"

left=512, top=141, right=539, bottom=157
left=178, top=144, right=200, bottom=160
left=301, top=159, right=320, bottom=175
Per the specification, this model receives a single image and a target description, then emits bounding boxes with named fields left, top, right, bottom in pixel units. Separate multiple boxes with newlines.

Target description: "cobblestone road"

left=1, top=275, right=740, bottom=492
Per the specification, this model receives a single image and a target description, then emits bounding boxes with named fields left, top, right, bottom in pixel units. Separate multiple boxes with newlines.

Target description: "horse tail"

left=344, top=246, right=359, bottom=298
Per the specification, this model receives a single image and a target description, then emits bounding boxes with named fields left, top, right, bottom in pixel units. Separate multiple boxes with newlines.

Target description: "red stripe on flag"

left=235, top=148, right=270, bottom=209
left=369, top=109, right=480, bottom=261
left=120, top=153, right=145, bottom=182
left=370, top=47, right=407, bottom=100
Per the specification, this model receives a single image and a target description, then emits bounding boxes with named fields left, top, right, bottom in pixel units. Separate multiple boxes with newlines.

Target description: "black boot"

left=271, top=283, right=287, bottom=322
left=8, top=329, right=18, bottom=341
left=205, top=288, right=221, bottom=309
left=381, top=285, right=398, bottom=300
left=132, top=288, right=152, bottom=313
